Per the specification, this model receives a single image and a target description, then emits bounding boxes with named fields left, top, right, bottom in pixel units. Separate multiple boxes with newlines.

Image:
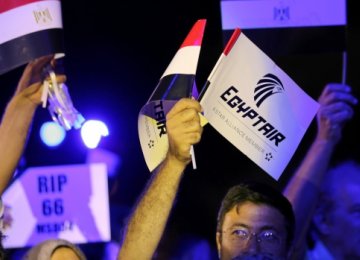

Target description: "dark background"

left=1, top=0, right=359, bottom=258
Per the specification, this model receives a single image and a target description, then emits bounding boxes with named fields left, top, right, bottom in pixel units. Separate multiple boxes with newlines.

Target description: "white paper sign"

left=2, top=163, right=110, bottom=248
left=200, top=29, right=319, bottom=179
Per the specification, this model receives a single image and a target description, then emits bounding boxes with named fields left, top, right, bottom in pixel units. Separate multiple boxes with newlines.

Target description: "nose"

left=243, top=234, right=261, bottom=254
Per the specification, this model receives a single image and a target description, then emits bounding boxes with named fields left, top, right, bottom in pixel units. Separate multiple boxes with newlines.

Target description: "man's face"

left=216, top=201, right=288, bottom=260
left=325, top=179, right=360, bottom=258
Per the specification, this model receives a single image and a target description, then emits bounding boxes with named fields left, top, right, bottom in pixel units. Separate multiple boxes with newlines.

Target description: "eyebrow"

left=227, top=223, right=279, bottom=233
left=228, top=223, right=249, bottom=230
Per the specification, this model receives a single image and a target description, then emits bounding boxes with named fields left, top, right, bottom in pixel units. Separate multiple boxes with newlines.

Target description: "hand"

left=13, top=55, right=66, bottom=107
left=316, top=83, right=358, bottom=144
left=166, top=98, right=203, bottom=165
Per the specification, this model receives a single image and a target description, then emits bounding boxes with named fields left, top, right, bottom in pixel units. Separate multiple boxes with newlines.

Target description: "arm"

left=283, top=83, right=357, bottom=253
left=118, top=98, right=203, bottom=260
left=0, top=56, right=65, bottom=195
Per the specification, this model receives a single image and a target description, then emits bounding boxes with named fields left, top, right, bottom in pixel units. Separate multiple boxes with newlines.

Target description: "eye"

left=231, top=229, right=248, bottom=239
left=260, top=230, right=279, bottom=242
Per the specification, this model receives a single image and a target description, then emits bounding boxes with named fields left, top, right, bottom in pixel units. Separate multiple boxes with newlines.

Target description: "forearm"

left=118, top=155, right=187, bottom=260
left=283, top=137, right=336, bottom=250
left=0, top=98, right=37, bottom=194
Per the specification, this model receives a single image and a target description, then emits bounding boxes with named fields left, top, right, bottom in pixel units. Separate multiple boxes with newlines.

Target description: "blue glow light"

left=40, top=121, right=66, bottom=147
left=81, top=120, right=109, bottom=149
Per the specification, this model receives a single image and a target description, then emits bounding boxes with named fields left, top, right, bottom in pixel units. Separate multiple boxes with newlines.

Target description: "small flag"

left=199, top=28, right=319, bottom=180
left=220, top=0, right=347, bottom=55
left=138, top=19, right=206, bottom=172
left=0, top=0, right=65, bottom=75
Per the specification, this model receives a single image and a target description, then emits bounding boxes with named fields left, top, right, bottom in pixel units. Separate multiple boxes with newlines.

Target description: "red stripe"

left=0, top=0, right=53, bottom=14
left=223, top=28, right=241, bottom=56
left=180, top=19, right=206, bottom=48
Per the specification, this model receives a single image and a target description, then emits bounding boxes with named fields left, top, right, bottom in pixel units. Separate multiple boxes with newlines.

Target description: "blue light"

left=81, top=120, right=109, bottom=149
left=40, top=121, right=66, bottom=147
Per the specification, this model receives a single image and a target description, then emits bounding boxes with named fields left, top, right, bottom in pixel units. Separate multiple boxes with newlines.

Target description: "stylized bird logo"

left=254, top=73, right=284, bottom=107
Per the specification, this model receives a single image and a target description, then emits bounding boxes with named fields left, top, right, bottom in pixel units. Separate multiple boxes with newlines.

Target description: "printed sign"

left=200, top=29, right=319, bottom=179
left=2, top=163, right=110, bottom=248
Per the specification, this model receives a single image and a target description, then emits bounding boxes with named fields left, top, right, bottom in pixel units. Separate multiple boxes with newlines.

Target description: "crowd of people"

left=118, top=81, right=358, bottom=260
left=0, top=22, right=359, bottom=260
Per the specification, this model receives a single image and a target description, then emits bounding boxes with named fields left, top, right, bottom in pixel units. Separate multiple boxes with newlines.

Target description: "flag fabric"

left=138, top=19, right=206, bottom=172
left=199, top=28, right=319, bottom=180
left=220, top=0, right=347, bottom=55
left=0, top=0, right=65, bottom=75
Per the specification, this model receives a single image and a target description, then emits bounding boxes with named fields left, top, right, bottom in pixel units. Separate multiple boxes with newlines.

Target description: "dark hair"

left=320, top=159, right=360, bottom=210
left=216, top=182, right=295, bottom=249
left=0, top=241, right=5, bottom=260
left=0, top=230, right=6, bottom=260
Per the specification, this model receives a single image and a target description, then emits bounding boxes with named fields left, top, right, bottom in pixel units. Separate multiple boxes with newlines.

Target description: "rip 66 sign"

left=2, top=163, right=110, bottom=248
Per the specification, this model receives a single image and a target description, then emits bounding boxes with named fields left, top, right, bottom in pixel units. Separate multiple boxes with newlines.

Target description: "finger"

left=50, top=58, right=57, bottom=68
left=321, top=102, right=354, bottom=116
left=319, top=104, right=354, bottom=125
left=166, top=111, right=201, bottom=137
left=18, top=55, right=54, bottom=90
left=173, top=107, right=201, bottom=124
left=180, top=132, right=202, bottom=146
left=44, top=74, right=67, bottom=84
left=319, top=89, right=358, bottom=106
left=321, top=110, right=353, bottom=126
left=31, top=55, right=54, bottom=70
left=173, top=119, right=202, bottom=134
left=167, top=98, right=202, bottom=120
left=321, top=83, right=351, bottom=97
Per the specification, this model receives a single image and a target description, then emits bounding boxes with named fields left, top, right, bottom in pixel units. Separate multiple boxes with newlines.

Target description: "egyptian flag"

left=199, top=28, right=319, bottom=180
left=138, top=19, right=206, bottom=172
left=0, top=0, right=65, bottom=75
left=220, top=0, right=347, bottom=55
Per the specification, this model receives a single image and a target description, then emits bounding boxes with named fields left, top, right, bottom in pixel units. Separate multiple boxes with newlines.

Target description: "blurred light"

left=81, top=120, right=109, bottom=149
left=86, top=148, right=122, bottom=178
left=40, top=121, right=66, bottom=147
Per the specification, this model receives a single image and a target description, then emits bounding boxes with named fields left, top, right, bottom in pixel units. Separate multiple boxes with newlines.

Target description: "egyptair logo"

left=254, top=73, right=284, bottom=107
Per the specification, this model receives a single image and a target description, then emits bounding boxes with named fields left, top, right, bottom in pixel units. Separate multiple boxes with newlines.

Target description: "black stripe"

left=149, top=74, right=195, bottom=101
left=198, top=80, right=211, bottom=102
left=222, top=26, right=346, bottom=56
left=0, top=28, right=65, bottom=75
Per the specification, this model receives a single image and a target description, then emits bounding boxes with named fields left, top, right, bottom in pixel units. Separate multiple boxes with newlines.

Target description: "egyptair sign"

left=199, top=29, right=319, bottom=180
left=2, top=163, right=110, bottom=248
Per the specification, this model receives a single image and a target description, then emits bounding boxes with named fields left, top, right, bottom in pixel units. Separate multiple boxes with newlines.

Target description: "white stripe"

left=89, top=163, right=111, bottom=241
left=161, top=45, right=201, bottom=78
left=0, top=0, right=62, bottom=44
left=221, top=0, right=346, bottom=30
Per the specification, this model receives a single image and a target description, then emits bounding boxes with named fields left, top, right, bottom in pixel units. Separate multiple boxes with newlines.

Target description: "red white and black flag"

left=220, top=0, right=347, bottom=55
left=0, top=0, right=65, bottom=75
left=138, top=19, right=206, bottom=172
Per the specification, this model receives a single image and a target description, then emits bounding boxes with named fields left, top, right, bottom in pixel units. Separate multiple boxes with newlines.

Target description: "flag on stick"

left=199, top=28, right=319, bottom=180
left=0, top=0, right=65, bottom=75
left=138, top=19, right=206, bottom=172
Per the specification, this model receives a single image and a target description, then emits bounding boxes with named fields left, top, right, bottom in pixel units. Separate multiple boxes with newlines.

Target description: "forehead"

left=222, top=201, right=287, bottom=232
left=335, top=179, right=360, bottom=205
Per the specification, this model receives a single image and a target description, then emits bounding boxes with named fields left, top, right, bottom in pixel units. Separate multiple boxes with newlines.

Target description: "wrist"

left=6, top=95, right=38, bottom=115
left=313, top=136, right=338, bottom=148
left=163, top=153, right=189, bottom=172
